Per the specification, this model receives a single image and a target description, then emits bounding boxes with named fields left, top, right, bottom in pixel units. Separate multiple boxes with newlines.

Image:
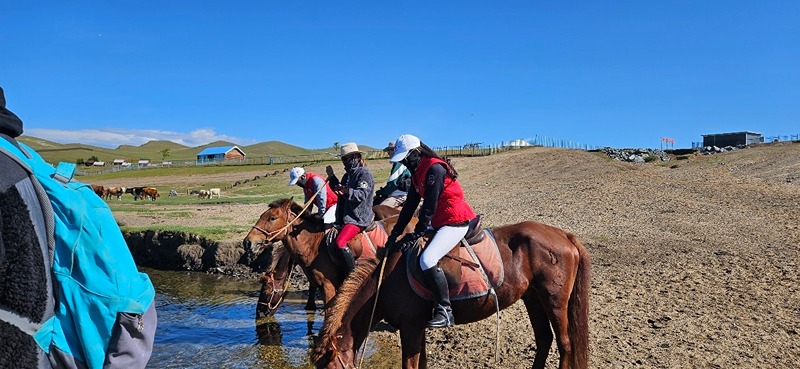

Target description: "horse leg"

left=537, top=267, right=579, bottom=369
left=522, top=295, right=553, bottom=369
left=399, top=325, right=426, bottom=369
left=305, top=283, right=318, bottom=311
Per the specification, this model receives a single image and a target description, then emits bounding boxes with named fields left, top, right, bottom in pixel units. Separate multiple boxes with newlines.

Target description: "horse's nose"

left=243, top=238, right=252, bottom=251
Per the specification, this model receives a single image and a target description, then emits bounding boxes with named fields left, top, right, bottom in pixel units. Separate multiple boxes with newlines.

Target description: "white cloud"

left=24, top=127, right=253, bottom=148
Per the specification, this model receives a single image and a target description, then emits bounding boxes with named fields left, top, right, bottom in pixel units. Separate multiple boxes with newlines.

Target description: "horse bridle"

left=252, top=207, right=300, bottom=312
left=329, top=336, right=356, bottom=369
left=257, top=265, right=295, bottom=312
left=250, top=207, right=301, bottom=243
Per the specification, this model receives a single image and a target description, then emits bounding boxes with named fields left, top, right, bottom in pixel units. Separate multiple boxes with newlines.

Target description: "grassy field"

left=97, top=159, right=393, bottom=241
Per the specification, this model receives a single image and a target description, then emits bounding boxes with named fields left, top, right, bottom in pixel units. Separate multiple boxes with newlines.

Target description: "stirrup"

left=426, top=305, right=454, bottom=328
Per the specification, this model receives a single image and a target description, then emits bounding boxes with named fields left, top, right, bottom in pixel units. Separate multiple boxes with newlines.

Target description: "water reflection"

left=144, top=268, right=399, bottom=369
left=144, top=268, right=321, bottom=369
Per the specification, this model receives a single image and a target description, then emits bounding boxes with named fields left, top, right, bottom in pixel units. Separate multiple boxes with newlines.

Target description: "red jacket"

left=412, top=156, right=475, bottom=228
left=304, top=172, right=337, bottom=210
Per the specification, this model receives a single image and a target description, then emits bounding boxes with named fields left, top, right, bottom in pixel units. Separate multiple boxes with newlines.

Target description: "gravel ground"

left=112, top=142, right=800, bottom=368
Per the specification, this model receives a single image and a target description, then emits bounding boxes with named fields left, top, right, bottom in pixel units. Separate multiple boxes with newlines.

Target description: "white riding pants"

left=323, top=204, right=337, bottom=224
left=420, top=225, right=469, bottom=271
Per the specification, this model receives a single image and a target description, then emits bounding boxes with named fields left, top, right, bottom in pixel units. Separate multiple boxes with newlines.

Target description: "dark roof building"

left=702, top=131, right=763, bottom=147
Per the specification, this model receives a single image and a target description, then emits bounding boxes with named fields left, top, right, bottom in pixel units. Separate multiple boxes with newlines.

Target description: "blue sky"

left=2, top=1, right=798, bottom=149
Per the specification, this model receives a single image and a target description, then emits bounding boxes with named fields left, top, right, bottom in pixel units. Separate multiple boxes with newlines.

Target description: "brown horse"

left=243, top=199, right=415, bottom=317
left=313, top=221, right=591, bottom=369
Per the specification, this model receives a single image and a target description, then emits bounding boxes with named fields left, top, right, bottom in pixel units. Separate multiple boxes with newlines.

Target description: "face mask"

left=402, top=149, right=421, bottom=171
left=342, top=155, right=360, bottom=172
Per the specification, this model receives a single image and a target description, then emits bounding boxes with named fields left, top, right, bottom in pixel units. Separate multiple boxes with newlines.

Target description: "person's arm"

left=325, top=165, right=340, bottom=189
left=312, top=176, right=327, bottom=216
left=414, top=163, right=446, bottom=233
left=391, top=183, right=420, bottom=236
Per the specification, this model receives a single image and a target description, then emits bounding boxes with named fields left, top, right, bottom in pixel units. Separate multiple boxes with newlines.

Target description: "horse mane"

left=313, top=257, right=380, bottom=362
left=268, top=198, right=323, bottom=227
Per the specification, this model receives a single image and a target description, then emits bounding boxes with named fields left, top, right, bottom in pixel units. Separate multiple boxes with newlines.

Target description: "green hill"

left=16, top=136, right=382, bottom=165
left=242, top=140, right=320, bottom=157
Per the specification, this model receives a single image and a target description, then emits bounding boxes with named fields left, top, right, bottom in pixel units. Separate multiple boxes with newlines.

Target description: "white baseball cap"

left=389, top=134, right=421, bottom=162
left=288, top=167, right=305, bottom=185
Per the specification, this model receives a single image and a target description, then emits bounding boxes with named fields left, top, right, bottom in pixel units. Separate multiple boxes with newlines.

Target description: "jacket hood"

left=0, top=87, right=24, bottom=137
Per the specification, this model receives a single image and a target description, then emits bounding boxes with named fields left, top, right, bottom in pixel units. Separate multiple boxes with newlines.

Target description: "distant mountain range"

left=17, top=136, right=377, bottom=164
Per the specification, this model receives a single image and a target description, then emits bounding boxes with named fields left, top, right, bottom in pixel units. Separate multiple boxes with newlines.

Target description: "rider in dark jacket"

left=326, top=142, right=374, bottom=274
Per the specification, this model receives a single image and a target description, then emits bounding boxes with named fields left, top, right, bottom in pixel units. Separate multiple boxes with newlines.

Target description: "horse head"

left=256, top=256, right=291, bottom=318
left=312, top=334, right=356, bottom=369
left=243, top=197, right=301, bottom=255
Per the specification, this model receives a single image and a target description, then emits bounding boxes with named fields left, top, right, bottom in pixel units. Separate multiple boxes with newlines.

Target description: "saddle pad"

left=356, top=222, right=387, bottom=261
left=407, top=229, right=504, bottom=301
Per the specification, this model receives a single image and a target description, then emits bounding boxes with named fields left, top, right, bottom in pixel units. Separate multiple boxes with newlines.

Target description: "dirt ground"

left=111, top=142, right=800, bottom=368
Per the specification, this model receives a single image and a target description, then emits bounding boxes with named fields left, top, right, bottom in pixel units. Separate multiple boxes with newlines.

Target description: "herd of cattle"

left=90, top=185, right=221, bottom=201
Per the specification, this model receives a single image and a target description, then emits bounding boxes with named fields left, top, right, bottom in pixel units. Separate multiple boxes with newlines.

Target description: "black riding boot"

left=340, top=247, right=356, bottom=274
left=422, top=266, right=454, bottom=328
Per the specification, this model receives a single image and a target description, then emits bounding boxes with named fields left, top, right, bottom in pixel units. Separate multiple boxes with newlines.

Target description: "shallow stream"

left=144, top=268, right=398, bottom=369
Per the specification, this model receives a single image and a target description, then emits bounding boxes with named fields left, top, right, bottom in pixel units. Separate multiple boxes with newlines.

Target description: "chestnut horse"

left=243, top=199, right=414, bottom=317
left=313, top=221, right=591, bottom=369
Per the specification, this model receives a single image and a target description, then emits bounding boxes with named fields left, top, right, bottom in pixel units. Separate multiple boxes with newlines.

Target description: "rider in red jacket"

left=289, top=167, right=337, bottom=228
left=387, top=134, right=476, bottom=328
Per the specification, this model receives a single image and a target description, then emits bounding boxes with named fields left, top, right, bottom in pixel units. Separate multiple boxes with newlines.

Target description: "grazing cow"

left=189, top=189, right=200, bottom=195
left=141, top=187, right=159, bottom=201
left=197, top=190, right=210, bottom=199
left=106, top=186, right=124, bottom=201
left=91, top=184, right=104, bottom=198
left=126, top=186, right=146, bottom=201
left=209, top=188, right=221, bottom=198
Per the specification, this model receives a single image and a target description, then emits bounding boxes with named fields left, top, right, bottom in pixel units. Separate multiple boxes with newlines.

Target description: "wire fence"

left=75, top=134, right=597, bottom=176
left=764, top=133, right=800, bottom=142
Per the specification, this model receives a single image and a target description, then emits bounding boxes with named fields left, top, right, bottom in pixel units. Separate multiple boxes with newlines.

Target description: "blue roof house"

left=196, top=146, right=246, bottom=163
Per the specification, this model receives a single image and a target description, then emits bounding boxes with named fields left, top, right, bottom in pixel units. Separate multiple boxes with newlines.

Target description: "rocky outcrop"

left=601, top=147, right=671, bottom=162
left=123, top=230, right=271, bottom=277
left=699, top=145, right=745, bottom=154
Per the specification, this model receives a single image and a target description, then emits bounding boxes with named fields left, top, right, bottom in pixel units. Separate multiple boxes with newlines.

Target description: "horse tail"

left=567, top=233, right=591, bottom=369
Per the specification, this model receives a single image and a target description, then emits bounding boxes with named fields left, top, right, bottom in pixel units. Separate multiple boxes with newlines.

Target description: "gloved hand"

left=324, top=226, right=339, bottom=246
left=396, top=231, right=424, bottom=253
left=385, top=232, right=401, bottom=254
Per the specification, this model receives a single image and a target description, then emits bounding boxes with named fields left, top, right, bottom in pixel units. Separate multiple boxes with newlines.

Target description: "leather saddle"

left=462, top=215, right=485, bottom=245
left=325, top=221, right=384, bottom=267
left=409, top=215, right=486, bottom=287
left=406, top=218, right=504, bottom=301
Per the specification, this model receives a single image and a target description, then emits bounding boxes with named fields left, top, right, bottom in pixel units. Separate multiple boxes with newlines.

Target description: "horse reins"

left=257, top=266, right=295, bottom=312
left=250, top=179, right=329, bottom=243
left=331, top=336, right=356, bottom=369
left=357, top=234, right=391, bottom=369
left=251, top=179, right=329, bottom=313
